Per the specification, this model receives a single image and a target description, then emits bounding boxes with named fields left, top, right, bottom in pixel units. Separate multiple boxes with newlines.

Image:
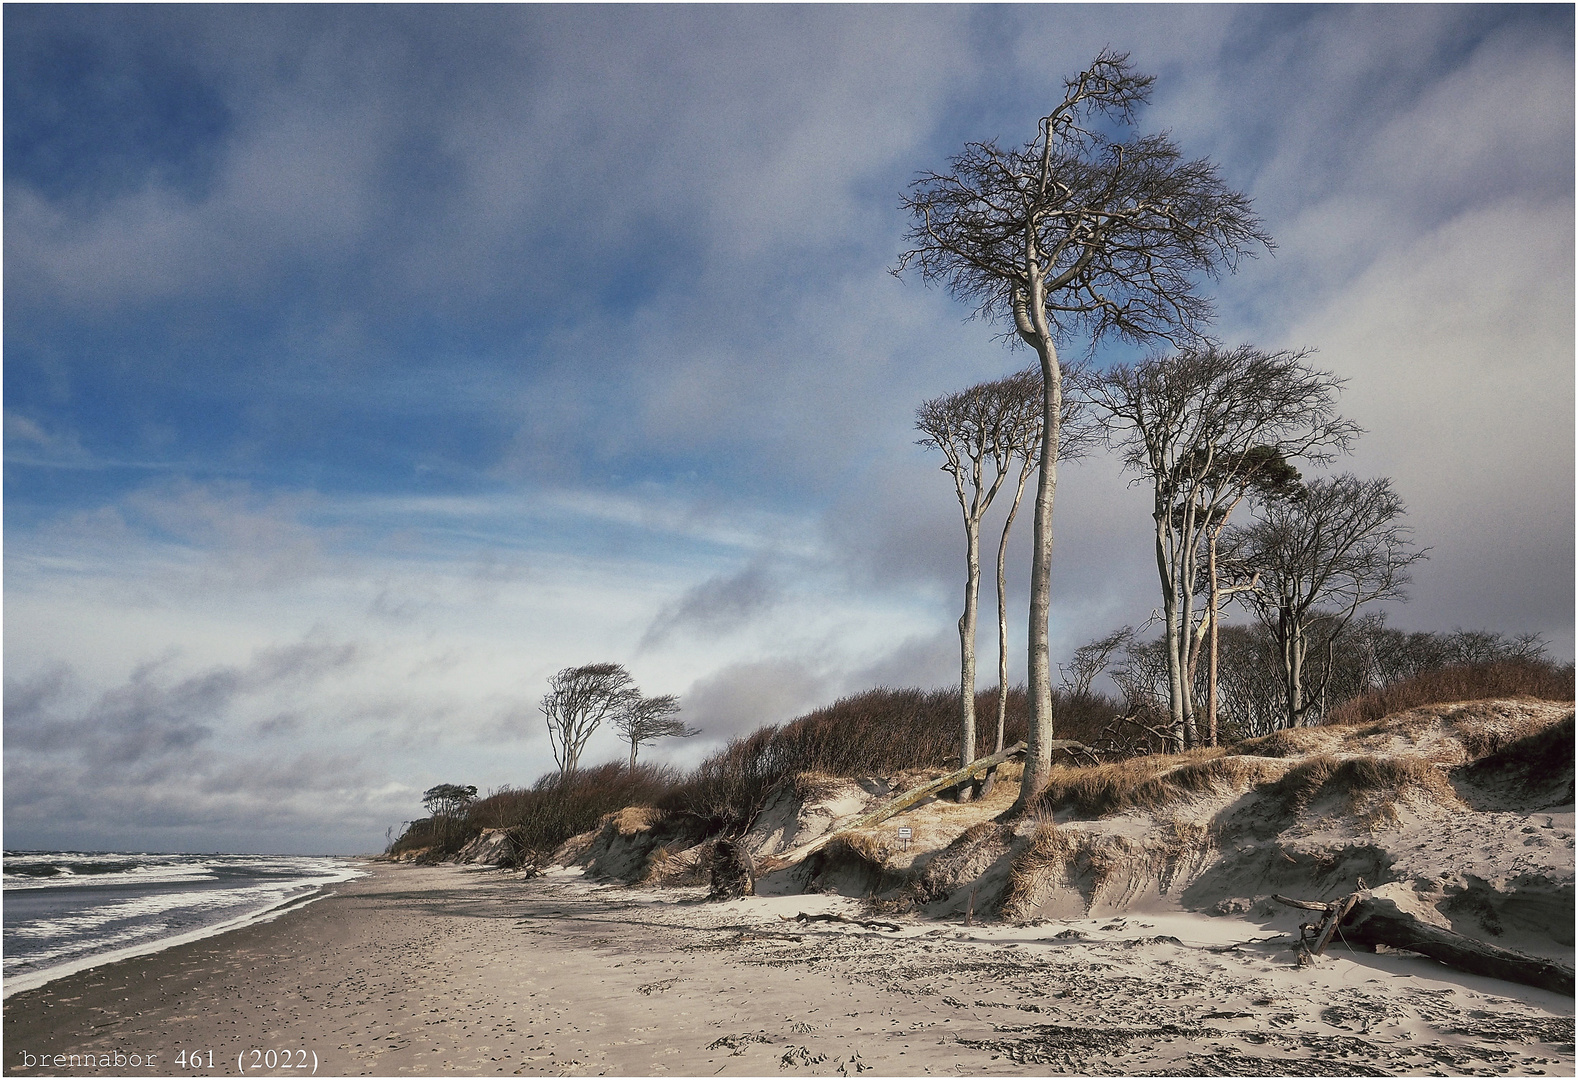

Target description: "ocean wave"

left=2, top=851, right=364, bottom=995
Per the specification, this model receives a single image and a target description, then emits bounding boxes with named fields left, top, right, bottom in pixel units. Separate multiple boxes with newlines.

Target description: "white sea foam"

left=2, top=851, right=364, bottom=997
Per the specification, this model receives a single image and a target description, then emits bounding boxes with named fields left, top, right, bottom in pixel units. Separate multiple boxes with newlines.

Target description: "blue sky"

left=5, top=5, right=1573, bottom=854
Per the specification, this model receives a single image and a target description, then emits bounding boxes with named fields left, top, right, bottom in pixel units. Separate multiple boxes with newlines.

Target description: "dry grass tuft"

left=1441, top=701, right=1562, bottom=760
left=1460, top=712, right=1575, bottom=788
left=1000, top=819, right=1067, bottom=922
left=911, top=822, right=1014, bottom=905
left=790, top=771, right=843, bottom=802
left=1261, top=754, right=1458, bottom=825
left=606, top=805, right=667, bottom=835
left=821, top=831, right=891, bottom=870
left=1036, top=748, right=1279, bottom=819
left=642, top=841, right=712, bottom=887
left=1230, top=727, right=1333, bottom=759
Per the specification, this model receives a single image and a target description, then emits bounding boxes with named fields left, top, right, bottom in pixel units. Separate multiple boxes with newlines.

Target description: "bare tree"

left=1191, top=446, right=1305, bottom=746
left=896, top=51, right=1271, bottom=811
left=1086, top=346, right=1357, bottom=748
left=1227, top=475, right=1428, bottom=728
left=615, top=693, right=698, bottom=769
left=1060, top=625, right=1137, bottom=699
left=540, top=662, right=637, bottom=776
left=917, top=378, right=1019, bottom=785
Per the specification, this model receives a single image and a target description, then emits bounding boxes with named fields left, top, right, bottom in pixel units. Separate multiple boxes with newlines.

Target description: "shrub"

left=391, top=762, right=683, bottom=861
left=661, top=685, right=1125, bottom=832
left=1323, top=659, right=1574, bottom=728
left=392, top=684, right=1126, bottom=854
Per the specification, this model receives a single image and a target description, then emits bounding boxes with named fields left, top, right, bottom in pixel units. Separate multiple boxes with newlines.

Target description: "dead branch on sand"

left=779, top=911, right=904, bottom=932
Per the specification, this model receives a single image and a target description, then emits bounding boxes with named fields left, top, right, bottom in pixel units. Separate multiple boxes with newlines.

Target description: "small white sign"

left=897, top=826, right=913, bottom=838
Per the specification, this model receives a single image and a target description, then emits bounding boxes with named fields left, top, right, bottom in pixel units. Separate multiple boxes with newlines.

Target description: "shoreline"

left=5, top=861, right=1573, bottom=1076
left=2, top=861, right=368, bottom=1001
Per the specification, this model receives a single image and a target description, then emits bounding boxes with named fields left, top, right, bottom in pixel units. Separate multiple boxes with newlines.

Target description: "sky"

left=5, top=5, right=1572, bottom=855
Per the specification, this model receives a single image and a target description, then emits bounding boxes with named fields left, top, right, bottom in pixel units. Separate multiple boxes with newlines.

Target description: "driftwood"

left=770, top=742, right=1032, bottom=867
left=779, top=911, right=903, bottom=932
left=1274, top=892, right=1574, bottom=996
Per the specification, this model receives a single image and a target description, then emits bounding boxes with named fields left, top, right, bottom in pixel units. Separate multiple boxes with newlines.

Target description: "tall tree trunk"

left=957, top=518, right=982, bottom=796
left=628, top=741, right=638, bottom=770
left=1206, top=533, right=1220, bottom=747
left=981, top=460, right=1033, bottom=802
left=1157, top=516, right=1186, bottom=753
left=1176, top=501, right=1203, bottom=749
left=1010, top=335, right=1061, bottom=815
left=1179, top=550, right=1199, bottom=749
left=1279, top=603, right=1304, bottom=730
left=995, top=464, right=1033, bottom=754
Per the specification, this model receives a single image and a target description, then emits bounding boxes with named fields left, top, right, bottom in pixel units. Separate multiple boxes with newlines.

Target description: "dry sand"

left=5, top=860, right=1573, bottom=1077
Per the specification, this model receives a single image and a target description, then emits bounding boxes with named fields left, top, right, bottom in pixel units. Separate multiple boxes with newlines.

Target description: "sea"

left=2, top=850, right=364, bottom=997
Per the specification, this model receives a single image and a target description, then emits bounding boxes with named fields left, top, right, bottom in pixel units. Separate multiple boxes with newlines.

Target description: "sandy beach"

left=4, top=859, right=1573, bottom=1077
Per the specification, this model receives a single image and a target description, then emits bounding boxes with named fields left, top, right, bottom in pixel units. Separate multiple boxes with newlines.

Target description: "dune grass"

left=1032, top=749, right=1286, bottom=819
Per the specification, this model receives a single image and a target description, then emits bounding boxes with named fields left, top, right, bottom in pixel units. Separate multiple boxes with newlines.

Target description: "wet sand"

left=4, top=861, right=1573, bottom=1076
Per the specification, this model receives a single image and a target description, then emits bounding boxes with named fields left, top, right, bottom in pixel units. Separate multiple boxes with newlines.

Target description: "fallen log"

left=1341, top=894, right=1573, bottom=997
left=1274, top=892, right=1574, bottom=996
left=770, top=740, right=1042, bottom=867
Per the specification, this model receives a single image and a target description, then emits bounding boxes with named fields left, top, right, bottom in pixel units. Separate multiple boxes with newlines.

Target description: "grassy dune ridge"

left=390, top=658, right=1572, bottom=866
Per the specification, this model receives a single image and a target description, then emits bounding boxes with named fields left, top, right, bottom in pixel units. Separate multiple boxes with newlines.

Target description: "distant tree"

left=422, top=783, right=477, bottom=844
left=1086, top=346, right=1357, bottom=748
left=917, top=376, right=1022, bottom=785
left=615, top=693, right=698, bottom=769
left=1191, top=445, right=1306, bottom=745
left=540, top=663, right=637, bottom=776
left=1060, top=625, right=1137, bottom=700
left=896, top=51, right=1271, bottom=812
left=1316, top=613, right=1548, bottom=710
left=1227, top=475, right=1428, bottom=728
left=1210, top=624, right=1286, bottom=740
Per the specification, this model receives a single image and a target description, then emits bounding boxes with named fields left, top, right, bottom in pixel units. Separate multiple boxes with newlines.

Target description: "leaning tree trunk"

left=957, top=518, right=982, bottom=797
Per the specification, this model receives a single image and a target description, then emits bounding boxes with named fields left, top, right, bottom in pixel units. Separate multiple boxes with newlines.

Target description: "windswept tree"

left=896, top=51, right=1271, bottom=811
left=1060, top=625, right=1137, bottom=699
left=1226, top=475, right=1427, bottom=728
left=540, top=662, right=637, bottom=776
left=422, top=783, right=477, bottom=844
left=1086, top=346, right=1356, bottom=747
left=615, top=693, right=698, bottom=769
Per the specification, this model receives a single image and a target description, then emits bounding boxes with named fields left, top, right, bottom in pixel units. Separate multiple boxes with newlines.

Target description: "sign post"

left=897, top=826, right=912, bottom=852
